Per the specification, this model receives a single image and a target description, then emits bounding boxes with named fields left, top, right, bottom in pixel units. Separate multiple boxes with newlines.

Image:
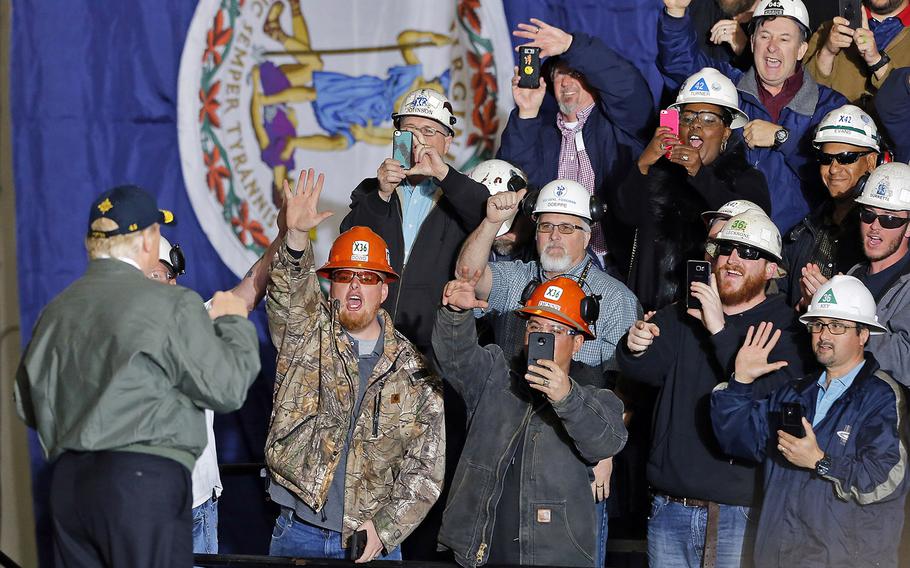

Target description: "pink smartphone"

left=660, top=109, right=680, bottom=158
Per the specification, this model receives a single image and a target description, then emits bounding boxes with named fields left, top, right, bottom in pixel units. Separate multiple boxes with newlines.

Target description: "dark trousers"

left=50, top=450, right=192, bottom=568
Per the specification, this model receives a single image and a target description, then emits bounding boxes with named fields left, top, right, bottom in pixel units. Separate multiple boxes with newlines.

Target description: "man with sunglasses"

left=265, top=170, right=445, bottom=562
left=800, top=162, right=910, bottom=384
left=712, top=275, right=908, bottom=567
left=497, top=18, right=652, bottom=270
left=434, top=272, right=627, bottom=567
left=780, top=105, right=882, bottom=307
left=618, top=209, right=810, bottom=567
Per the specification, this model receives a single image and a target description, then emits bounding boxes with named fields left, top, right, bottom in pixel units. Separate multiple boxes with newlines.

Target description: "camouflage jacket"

left=265, top=239, right=445, bottom=549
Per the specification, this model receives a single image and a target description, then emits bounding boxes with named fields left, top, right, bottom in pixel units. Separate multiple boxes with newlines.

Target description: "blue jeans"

left=192, top=496, right=218, bottom=565
left=595, top=499, right=608, bottom=568
left=647, top=494, right=754, bottom=568
left=269, top=508, right=402, bottom=560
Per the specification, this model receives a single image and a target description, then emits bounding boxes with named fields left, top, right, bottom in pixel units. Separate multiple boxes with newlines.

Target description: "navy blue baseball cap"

left=87, top=185, right=175, bottom=238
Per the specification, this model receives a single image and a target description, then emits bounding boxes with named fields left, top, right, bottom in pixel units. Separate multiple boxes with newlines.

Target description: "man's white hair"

left=84, top=218, right=152, bottom=260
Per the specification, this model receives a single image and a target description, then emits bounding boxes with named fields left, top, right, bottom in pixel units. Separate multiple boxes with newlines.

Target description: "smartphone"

left=838, top=0, right=862, bottom=29
left=527, top=332, right=555, bottom=378
left=686, top=260, right=711, bottom=309
left=780, top=402, right=806, bottom=438
left=518, top=46, right=541, bottom=89
left=392, top=129, right=413, bottom=170
left=660, top=109, right=680, bottom=158
left=347, top=529, right=368, bottom=560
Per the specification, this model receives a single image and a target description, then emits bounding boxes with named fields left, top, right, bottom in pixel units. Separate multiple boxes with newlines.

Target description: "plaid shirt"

left=557, top=103, right=605, bottom=255
left=478, top=256, right=642, bottom=370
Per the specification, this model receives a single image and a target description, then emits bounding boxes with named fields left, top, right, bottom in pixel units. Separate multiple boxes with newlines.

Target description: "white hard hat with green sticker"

left=799, top=275, right=887, bottom=334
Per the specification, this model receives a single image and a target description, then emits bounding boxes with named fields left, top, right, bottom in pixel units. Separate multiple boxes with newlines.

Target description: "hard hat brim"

left=391, top=112, right=455, bottom=136
left=317, top=262, right=400, bottom=282
left=799, top=313, right=888, bottom=335
left=667, top=101, right=749, bottom=129
left=514, top=305, right=595, bottom=339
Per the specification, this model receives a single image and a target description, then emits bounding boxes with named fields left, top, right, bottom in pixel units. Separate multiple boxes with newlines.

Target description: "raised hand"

left=627, top=311, right=660, bottom=355
left=512, top=18, right=573, bottom=58
left=377, top=158, right=407, bottom=201
left=799, top=263, right=830, bottom=307
left=709, top=19, right=747, bottom=54
left=511, top=66, right=547, bottom=119
left=283, top=168, right=333, bottom=250
left=638, top=126, right=680, bottom=174
left=442, top=267, right=490, bottom=311
left=822, top=16, right=855, bottom=57
left=733, top=322, right=788, bottom=384
left=408, top=134, right=450, bottom=180
left=687, top=273, right=725, bottom=334
left=663, top=0, right=693, bottom=18
left=486, top=187, right=527, bottom=225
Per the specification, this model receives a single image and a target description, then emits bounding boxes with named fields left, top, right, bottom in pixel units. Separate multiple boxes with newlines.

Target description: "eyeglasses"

left=329, top=269, right=384, bottom=285
left=806, top=321, right=858, bottom=335
left=400, top=124, right=450, bottom=138
left=537, top=222, right=589, bottom=235
left=680, top=110, right=725, bottom=127
left=713, top=241, right=770, bottom=261
left=815, top=150, right=872, bottom=165
left=146, top=270, right=175, bottom=282
left=526, top=321, right=578, bottom=336
left=859, top=207, right=910, bottom=230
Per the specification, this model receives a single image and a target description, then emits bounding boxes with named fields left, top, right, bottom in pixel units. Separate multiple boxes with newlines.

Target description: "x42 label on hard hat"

left=544, top=286, right=564, bottom=301
left=352, top=240, right=369, bottom=261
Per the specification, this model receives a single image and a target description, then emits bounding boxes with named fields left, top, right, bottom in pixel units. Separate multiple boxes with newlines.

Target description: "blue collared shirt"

left=813, top=360, right=866, bottom=426
left=398, top=179, right=437, bottom=262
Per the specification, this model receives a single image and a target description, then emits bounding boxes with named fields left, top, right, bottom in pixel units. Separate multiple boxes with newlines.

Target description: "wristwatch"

left=815, top=454, right=832, bottom=477
left=869, top=51, right=892, bottom=74
left=773, top=127, right=789, bottom=148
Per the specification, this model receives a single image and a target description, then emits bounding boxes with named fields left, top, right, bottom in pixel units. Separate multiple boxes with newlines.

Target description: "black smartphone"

left=518, top=46, right=541, bottom=89
left=686, top=260, right=712, bottom=309
left=780, top=402, right=806, bottom=438
left=392, top=129, right=413, bottom=169
left=527, top=332, right=555, bottom=378
left=838, top=0, right=862, bottom=29
left=347, top=529, right=368, bottom=560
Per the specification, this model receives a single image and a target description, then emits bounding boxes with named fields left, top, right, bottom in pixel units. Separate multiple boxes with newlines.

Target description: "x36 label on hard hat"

left=544, top=286, right=564, bottom=301
left=352, top=240, right=369, bottom=261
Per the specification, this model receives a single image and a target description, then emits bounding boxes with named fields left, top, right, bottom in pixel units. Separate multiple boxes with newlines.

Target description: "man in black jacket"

left=340, top=87, right=489, bottom=357
left=434, top=271, right=627, bottom=567
left=617, top=209, right=812, bottom=568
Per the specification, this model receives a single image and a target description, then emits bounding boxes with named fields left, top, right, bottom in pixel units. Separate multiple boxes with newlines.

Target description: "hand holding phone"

left=660, top=109, right=680, bottom=158
left=518, top=46, right=541, bottom=88
left=686, top=260, right=712, bottom=309
left=392, top=130, right=413, bottom=170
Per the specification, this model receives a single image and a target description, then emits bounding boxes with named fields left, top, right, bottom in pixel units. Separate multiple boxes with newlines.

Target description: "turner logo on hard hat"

left=689, top=78, right=710, bottom=93
left=544, top=286, right=564, bottom=301
left=818, top=289, right=837, bottom=305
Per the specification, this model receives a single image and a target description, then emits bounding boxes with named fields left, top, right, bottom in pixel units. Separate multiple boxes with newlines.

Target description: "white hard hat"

left=158, top=236, right=173, bottom=265
left=854, top=162, right=910, bottom=212
left=813, top=104, right=880, bottom=151
left=752, top=0, right=811, bottom=33
left=701, top=199, right=765, bottom=225
left=469, top=159, right=528, bottom=237
left=532, top=179, right=594, bottom=222
left=668, top=68, right=749, bottom=129
left=715, top=210, right=783, bottom=262
left=391, top=88, right=456, bottom=135
left=799, top=275, right=887, bottom=334
left=156, top=235, right=185, bottom=276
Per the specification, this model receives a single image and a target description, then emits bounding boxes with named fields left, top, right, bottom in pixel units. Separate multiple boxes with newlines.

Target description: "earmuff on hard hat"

left=168, top=243, right=186, bottom=276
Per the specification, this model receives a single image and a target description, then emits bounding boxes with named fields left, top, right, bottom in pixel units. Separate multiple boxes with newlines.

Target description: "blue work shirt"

left=398, top=179, right=437, bottom=262
left=813, top=360, right=866, bottom=426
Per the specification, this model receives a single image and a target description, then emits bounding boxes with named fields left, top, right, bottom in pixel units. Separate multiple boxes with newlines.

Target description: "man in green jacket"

left=15, top=185, right=261, bottom=568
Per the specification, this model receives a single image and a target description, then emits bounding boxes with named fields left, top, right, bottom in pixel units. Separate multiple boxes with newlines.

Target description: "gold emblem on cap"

left=129, top=223, right=138, bottom=231
left=161, top=210, right=174, bottom=224
left=97, top=198, right=113, bottom=213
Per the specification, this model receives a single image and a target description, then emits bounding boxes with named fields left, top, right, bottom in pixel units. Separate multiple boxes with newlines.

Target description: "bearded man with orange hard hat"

left=433, top=271, right=628, bottom=567
left=263, top=169, right=445, bottom=563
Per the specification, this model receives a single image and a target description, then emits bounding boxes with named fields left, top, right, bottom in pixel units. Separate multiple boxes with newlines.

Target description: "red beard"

left=716, top=262, right=767, bottom=305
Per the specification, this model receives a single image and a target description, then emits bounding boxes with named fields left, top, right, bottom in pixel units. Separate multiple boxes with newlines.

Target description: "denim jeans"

left=192, top=496, right=218, bottom=555
left=647, top=494, right=754, bottom=568
left=595, top=499, right=608, bottom=568
left=269, top=508, right=402, bottom=560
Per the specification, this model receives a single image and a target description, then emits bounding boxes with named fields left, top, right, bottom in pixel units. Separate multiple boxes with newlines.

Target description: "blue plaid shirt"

left=479, top=256, right=642, bottom=370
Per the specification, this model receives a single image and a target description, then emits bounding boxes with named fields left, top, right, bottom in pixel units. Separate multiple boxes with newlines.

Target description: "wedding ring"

left=543, top=379, right=550, bottom=386
left=682, top=154, right=689, bottom=161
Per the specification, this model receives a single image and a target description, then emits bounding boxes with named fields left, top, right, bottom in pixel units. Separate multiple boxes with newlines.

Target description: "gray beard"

left=540, top=250, right=574, bottom=273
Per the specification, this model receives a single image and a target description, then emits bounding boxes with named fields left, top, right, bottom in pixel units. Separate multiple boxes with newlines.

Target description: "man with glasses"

left=433, top=272, right=627, bottom=567
left=618, top=209, right=810, bottom=567
left=799, top=162, right=910, bottom=383
left=341, top=87, right=488, bottom=357
left=712, top=275, right=908, bottom=567
left=265, top=170, right=445, bottom=561
left=497, top=18, right=652, bottom=269
left=781, top=105, right=883, bottom=307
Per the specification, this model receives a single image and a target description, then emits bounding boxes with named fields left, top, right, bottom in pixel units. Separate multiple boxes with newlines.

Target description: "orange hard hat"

left=317, top=226, right=399, bottom=281
left=514, top=276, right=596, bottom=339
